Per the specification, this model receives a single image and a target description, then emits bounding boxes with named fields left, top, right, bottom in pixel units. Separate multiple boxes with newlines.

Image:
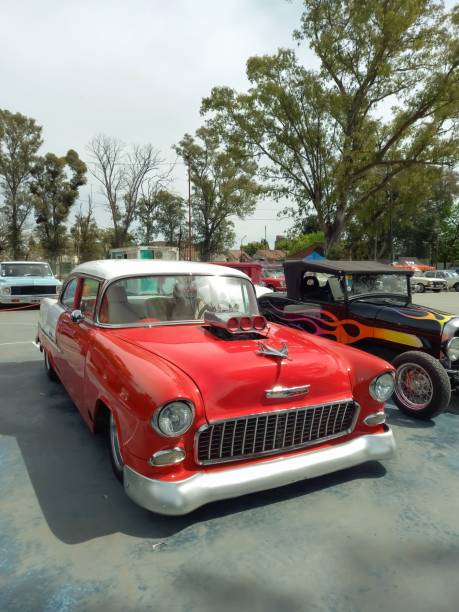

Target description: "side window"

left=79, top=278, right=100, bottom=320
left=61, top=278, right=78, bottom=309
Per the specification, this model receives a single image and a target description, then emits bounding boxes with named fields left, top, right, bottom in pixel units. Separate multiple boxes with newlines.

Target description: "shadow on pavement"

left=385, top=406, right=435, bottom=429
left=445, top=391, right=459, bottom=415
left=1, top=360, right=388, bottom=545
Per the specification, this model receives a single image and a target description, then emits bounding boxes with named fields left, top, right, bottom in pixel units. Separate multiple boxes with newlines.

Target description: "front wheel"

left=393, top=351, right=451, bottom=419
left=417, top=284, right=426, bottom=293
left=44, top=350, right=58, bottom=381
left=109, top=413, right=124, bottom=482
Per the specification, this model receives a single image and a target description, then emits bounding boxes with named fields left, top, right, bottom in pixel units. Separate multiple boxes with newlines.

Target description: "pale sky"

left=1, top=0, right=314, bottom=248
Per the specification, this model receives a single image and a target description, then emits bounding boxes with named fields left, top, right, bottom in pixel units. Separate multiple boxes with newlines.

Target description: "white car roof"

left=0, top=261, right=51, bottom=265
left=71, top=259, right=250, bottom=281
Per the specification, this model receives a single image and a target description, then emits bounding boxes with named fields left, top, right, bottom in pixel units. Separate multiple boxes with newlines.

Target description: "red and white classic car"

left=37, top=260, right=396, bottom=515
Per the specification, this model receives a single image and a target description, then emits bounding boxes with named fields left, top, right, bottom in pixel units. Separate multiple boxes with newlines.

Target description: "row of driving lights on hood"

left=226, top=315, right=267, bottom=333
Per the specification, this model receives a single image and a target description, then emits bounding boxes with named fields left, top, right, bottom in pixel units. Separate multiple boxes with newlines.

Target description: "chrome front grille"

left=11, top=285, right=57, bottom=296
left=196, top=400, right=358, bottom=465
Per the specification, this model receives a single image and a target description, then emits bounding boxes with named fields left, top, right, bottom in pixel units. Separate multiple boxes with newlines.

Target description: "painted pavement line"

left=0, top=322, right=37, bottom=326
left=0, top=341, right=37, bottom=346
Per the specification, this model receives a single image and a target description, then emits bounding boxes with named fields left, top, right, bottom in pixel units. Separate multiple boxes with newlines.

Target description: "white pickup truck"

left=0, top=261, right=62, bottom=304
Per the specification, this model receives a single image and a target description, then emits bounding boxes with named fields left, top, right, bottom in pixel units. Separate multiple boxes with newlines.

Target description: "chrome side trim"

left=124, top=428, right=396, bottom=516
left=265, top=384, right=311, bottom=399
left=194, top=399, right=359, bottom=465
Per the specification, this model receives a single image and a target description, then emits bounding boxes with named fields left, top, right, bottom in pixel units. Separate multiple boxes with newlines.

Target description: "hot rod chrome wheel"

left=392, top=351, right=451, bottom=420
left=109, top=413, right=124, bottom=481
left=395, top=363, right=433, bottom=410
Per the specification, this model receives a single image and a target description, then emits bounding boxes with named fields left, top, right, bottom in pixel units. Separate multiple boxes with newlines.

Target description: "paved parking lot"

left=1, top=298, right=458, bottom=612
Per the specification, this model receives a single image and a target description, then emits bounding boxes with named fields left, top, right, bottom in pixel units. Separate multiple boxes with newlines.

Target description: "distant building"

left=218, top=249, right=253, bottom=262
left=286, top=243, right=325, bottom=260
left=252, top=249, right=286, bottom=263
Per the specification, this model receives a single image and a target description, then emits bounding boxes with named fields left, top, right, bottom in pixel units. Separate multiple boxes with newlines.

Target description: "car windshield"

left=99, top=274, right=258, bottom=326
left=263, top=269, right=284, bottom=278
left=1, top=263, right=53, bottom=277
left=346, top=273, right=409, bottom=298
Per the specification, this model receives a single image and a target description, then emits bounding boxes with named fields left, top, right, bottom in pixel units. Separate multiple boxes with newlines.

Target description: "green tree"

left=155, top=190, right=186, bottom=246
left=344, top=167, right=458, bottom=262
left=243, top=239, right=269, bottom=256
left=175, top=126, right=261, bottom=261
left=30, top=150, right=87, bottom=269
left=276, top=231, right=325, bottom=257
left=438, top=202, right=459, bottom=267
left=0, top=211, right=9, bottom=256
left=135, top=187, right=185, bottom=246
left=70, top=197, right=103, bottom=263
left=202, top=1, right=459, bottom=252
left=0, top=110, right=42, bottom=258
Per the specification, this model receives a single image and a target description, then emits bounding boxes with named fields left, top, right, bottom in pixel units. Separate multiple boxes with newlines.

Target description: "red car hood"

left=111, top=323, right=353, bottom=421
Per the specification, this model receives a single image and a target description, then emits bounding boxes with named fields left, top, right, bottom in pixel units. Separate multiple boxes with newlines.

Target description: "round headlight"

left=152, top=400, right=194, bottom=437
left=369, top=372, right=395, bottom=402
left=1, top=286, right=11, bottom=295
left=446, top=337, right=459, bottom=362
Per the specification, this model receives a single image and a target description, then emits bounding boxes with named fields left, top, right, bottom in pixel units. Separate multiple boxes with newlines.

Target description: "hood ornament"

left=256, top=341, right=291, bottom=360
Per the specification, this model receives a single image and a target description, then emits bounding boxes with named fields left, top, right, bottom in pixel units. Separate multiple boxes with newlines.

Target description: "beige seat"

left=145, top=297, right=173, bottom=321
left=101, top=285, right=141, bottom=324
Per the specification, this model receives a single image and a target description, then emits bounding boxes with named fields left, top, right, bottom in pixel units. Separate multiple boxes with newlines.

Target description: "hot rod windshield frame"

left=345, top=272, right=411, bottom=302
left=284, top=259, right=413, bottom=303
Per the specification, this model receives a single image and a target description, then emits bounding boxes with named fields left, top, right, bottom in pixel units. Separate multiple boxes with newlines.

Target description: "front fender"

left=86, top=333, right=204, bottom=463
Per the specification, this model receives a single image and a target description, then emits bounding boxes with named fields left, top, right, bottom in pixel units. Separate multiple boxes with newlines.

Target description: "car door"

left=260, top=274, right=348, bottom=343
left=55, top=276, right=101, bottom=412
left=53, top=276, right=79, bottom=386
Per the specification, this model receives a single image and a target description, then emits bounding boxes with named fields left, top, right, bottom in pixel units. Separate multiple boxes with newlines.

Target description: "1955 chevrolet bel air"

left=37, top=259, right=396, bottom=515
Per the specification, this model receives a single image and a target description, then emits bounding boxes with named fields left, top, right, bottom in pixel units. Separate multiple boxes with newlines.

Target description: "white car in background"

left=0, top=261, right=62, bottom=304
left=424, top=270, right=459, bottom=292
left=410, top=273, right=447, bottom=293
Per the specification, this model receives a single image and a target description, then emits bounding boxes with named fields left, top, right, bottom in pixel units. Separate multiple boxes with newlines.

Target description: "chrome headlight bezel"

left=369, top=372, right=395, bottom=402
left=151, top=400, right=195, bottom=438
left=0, top=285, right=11, bottom=295
left=446, top=337, right=459, bottom=362
left=442, top=318, right=459, bottom=344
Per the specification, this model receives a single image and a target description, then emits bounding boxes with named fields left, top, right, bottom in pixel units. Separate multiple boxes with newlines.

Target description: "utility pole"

left=389, top=191, right=394, bottom=263
left=187, top=160, right=192, bottom=261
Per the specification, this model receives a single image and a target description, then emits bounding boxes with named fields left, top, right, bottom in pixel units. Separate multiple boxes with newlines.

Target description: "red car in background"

left=213, top=262, right=286, bottom=291
left=260, top=265, right=286, bottom=291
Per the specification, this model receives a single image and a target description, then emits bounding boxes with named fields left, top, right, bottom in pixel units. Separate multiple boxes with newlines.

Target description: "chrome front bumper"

left=123, top=428, right=395, bottom=515
left=0, top=295, right=54, bottom=304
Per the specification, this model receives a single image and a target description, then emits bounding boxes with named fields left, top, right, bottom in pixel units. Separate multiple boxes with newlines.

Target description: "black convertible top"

left=283, top=260, right=412, bottom=300
left=284, top=259, right=409, bottom=276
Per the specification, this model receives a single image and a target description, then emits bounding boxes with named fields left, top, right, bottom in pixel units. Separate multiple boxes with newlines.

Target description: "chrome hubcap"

left=395, top=363, right=433, bottom=410
left=44, top=351, right=50, bottom=371
left=110, top=414, right=124, bottom=471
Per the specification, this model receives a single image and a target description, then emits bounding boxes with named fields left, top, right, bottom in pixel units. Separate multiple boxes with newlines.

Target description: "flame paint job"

left=259, top=293, right=457, bottom=362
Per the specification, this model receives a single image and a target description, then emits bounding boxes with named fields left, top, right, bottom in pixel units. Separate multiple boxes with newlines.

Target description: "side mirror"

left=71, top=309, right=85, bottom=323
